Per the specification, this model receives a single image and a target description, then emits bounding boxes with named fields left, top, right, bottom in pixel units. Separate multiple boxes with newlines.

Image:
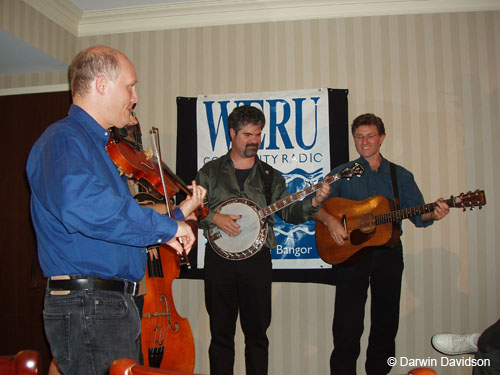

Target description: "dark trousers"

left=134, top=294, right=144, bottom=365
left=330, top=244, right=404, bottom=375
left=44, top=288, right=141, bottom=375
left=474, top=318, right=500, bottom=375
left=204, top=245, right=272, bottom=375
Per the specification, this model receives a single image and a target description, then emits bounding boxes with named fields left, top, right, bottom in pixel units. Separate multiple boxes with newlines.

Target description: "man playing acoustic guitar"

left=313, top=113, right=450, bottom=375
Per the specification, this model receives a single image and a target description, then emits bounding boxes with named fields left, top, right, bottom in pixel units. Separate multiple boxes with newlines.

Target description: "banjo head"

left=208, top=198, right=268, bottom=260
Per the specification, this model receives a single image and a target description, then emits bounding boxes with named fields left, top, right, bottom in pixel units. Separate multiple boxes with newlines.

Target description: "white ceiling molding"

left=24, top=0, right=500, bottom=37
left=23, top=0, right=83, bottom=36
left=0, top=84, right=70, bottom=96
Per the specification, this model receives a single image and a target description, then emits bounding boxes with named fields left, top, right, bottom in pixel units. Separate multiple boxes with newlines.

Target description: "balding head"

left=68, top=45, right=139, bottom=130
left=69, top=45, right=122, bottom=98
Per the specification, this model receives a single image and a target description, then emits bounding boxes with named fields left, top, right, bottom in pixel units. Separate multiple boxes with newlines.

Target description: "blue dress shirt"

left=26, top=105, right=184, bottom=281
left=327, top=155, right=433, bottom=230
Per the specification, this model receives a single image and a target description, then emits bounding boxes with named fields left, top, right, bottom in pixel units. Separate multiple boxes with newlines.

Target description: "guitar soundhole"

left=350, top=229, right=375, bottom=246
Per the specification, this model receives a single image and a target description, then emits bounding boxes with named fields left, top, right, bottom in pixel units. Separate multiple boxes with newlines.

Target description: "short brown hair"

left=351, top=113, right=386, bottom=136
left=228, top=105, right=266, bottom=134
left=69, top=45, right=121, bottom=97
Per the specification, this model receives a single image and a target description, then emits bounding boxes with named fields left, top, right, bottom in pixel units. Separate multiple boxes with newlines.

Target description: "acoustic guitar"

left=315, top=190, right=486, bottom=265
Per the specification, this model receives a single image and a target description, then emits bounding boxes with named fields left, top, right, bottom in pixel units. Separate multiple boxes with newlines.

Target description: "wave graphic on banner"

left=282, top=167, right=324, bottom=189
left=272, top=167, right=325, bottom=260
left=275, top=226, right=316, bottom=236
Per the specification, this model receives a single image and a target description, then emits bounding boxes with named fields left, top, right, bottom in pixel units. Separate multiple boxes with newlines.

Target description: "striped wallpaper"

left=1, top=1, right=499, bottom=373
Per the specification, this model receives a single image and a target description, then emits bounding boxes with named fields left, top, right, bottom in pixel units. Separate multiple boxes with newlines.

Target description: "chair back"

left=110, top=359, right=437, bottom=375
left=110, top=358, right=203, bottom=375
left=0, top=350, right=39, bottom=375
left=408, top=368, right=438, bottom=375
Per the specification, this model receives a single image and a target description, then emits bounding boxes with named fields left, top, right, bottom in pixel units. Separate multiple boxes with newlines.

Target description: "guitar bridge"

left=359, top=213, right=376, bottom=233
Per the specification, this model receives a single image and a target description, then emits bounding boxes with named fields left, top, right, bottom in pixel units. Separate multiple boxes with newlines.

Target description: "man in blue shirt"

left=26, top=45, right=205, bottom=375
left=313, top=113, right=450, bottom=375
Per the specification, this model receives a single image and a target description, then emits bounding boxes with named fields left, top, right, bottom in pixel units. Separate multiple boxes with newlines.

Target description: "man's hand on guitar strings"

left=327, top=218, right=349, bottom=246
left=313, top=208, right=349, bottom=246
left=212, top=213, right=242, bottom=237
left=314, top=209, right=349, bottom=246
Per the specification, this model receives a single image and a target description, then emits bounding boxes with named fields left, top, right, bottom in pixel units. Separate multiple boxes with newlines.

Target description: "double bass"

left=106, top=114, right=200, bottom=372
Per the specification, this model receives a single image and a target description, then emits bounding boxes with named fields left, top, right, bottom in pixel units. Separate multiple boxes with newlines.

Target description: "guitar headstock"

left=452, top=189, right=486, bottom=210
left=340, top=162, right=366, bottom=180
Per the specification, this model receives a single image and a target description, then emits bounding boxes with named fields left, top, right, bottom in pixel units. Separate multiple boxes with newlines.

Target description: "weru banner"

left=196, top=88, right=331, bottom=269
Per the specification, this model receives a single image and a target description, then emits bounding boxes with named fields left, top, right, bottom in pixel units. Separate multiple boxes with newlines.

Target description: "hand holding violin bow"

left=167, top=220, right=196, bottom=255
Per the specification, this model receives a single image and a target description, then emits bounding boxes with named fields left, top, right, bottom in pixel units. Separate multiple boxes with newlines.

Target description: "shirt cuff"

left=173, top=207, right=185, bottom=221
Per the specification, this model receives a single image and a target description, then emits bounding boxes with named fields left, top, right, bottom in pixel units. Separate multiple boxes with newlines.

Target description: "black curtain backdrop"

left=176, top=89, right=349, bottom=284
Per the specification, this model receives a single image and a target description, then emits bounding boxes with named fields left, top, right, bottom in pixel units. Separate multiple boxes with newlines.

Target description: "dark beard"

left=243, top=144, right=259, bottom=157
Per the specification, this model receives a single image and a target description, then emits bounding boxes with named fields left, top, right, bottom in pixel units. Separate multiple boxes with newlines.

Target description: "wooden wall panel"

left=0, top=91, right=72, bottom=374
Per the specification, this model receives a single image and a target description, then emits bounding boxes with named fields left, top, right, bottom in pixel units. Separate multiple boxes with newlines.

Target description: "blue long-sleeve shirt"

left=26, top=104, right=184, bottom=281
left=327, top=155, right=433, bottom=230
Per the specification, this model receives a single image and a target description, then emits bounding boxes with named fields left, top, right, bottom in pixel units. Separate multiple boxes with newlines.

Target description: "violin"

left=106, top=123, right=208, bottom=220
left=106, top=114, right=198, bottom=372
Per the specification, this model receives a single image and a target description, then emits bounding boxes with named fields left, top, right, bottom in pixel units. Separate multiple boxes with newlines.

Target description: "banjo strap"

left=260, top=162, right=274, bottom=206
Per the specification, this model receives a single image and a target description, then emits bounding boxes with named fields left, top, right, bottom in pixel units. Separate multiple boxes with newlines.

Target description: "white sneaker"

left=431, top=333, right=479, bottom=355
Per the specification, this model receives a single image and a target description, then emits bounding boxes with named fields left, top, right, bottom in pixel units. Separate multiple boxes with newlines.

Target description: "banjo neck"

left=258, top=173, right=340, bottom=219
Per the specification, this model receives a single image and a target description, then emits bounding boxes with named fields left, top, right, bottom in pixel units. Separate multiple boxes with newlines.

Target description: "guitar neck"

left=377, top=196, right=456, bottom=224
left=259, top=173, right=340, bottom=218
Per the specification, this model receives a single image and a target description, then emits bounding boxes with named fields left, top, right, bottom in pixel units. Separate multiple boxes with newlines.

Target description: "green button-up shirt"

left=196, top=151, right=320, bottom=249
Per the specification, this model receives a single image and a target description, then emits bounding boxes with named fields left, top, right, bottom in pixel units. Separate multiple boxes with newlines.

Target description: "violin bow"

left=150, top=127, right=191, bottom=269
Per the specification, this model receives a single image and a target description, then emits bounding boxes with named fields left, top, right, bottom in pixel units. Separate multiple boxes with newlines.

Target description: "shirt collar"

left=355, top=154, right=390, bottom=173
left=68, top=104, right=111, bottom=147
left=223, top=150, right=262, bottom=171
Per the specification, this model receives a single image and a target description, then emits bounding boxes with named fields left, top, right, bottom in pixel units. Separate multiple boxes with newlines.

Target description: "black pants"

left=134, top=294, right=144, bottom=365
left=330, top=244, right=404, bottom=375
left=204, top=245, right=272, bottom=375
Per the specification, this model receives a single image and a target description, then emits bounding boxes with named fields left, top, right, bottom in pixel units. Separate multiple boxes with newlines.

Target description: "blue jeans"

left=43, top=288, right=141, bottom=375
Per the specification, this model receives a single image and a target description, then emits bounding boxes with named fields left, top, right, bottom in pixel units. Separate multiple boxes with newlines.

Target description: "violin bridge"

left=144, top=147, right=154, bottom=160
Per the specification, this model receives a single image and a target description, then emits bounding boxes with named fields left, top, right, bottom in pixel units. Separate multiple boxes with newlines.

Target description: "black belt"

left=48, top=277, right=137, bottom=295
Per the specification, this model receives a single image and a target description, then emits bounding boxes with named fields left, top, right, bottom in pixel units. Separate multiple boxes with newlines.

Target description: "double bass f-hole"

left=142, top=253, right=180, bottom=336
left=142, top=295, right=180, bottom=332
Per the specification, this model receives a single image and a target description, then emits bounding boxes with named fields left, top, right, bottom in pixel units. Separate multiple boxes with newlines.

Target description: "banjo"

left=208, top=163, right=366, bottom=260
